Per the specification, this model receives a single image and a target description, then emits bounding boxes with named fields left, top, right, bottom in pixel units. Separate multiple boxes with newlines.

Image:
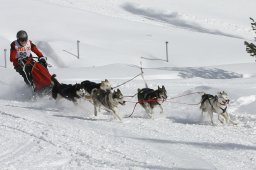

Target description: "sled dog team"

left=50, top=74, right=236, bottom=125
left=10, top=30, right=236, bottom=125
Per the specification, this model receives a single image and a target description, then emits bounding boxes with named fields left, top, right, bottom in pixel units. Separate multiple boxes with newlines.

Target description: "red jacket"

left=10, top=40, right=43, bottom=67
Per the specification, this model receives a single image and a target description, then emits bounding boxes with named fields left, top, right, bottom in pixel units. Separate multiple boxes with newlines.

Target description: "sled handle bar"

left=31, top=57, right=52, bottom=67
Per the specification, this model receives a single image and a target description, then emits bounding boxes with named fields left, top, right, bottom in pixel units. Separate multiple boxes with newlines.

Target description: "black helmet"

left=16, top=30, right=28, bottom=41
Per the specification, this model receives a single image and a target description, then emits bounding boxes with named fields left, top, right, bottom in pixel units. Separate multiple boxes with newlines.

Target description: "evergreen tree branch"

left=245, top=18, right=256, bottom=59
left=250, top=17, right=256, bottom=33
left=244, top=41, right=256, bottom=56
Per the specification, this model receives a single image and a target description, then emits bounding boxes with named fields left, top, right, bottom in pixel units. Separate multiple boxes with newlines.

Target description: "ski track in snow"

left=0, top=77, right=256, bottom=169
left=0, top=68, right=256, bottom=169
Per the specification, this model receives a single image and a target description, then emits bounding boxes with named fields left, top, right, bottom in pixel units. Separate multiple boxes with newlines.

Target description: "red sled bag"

left=31, top=62, right=52, bottom=91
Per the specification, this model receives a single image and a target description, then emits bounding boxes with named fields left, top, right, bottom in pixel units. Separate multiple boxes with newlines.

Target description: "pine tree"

left=244, top=18, right=256, bottom=57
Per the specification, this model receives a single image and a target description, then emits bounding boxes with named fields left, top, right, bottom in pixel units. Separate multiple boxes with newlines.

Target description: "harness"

left=138, top=88, right=163, bottom=104
left=202, top=94, right=227, bottom=114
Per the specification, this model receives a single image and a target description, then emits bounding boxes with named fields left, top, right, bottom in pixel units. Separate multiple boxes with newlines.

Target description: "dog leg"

left=229, top=119, right=237, bottom=125
left=93, top=102, right=98, bottom=116
left=73, top=100, right=79, bottom=106
left=98, top=105, right=101, bottom=112
left=143, top=106, right=152, bottom=118
left=94, top=105, right=97, bottom=116
left=208, top=111, right=215, bottom=126
left=111, top=107, right=122, bottom=121
left=158, top=104, right=163, bottom=113
left=223, top=112, right=237, bottom=125
left=200, top=111, right=205, bottom=122
left=146, top=112, right=152, bottom=118
left=227, top=112, right=237, bottom=125
left=144, top=103, right=152, bottom=118
left=221, top=112, right=229, bottom=124
left=218, top=114, right=225, bottom=124
left=54, top=95, right=62, bottom=105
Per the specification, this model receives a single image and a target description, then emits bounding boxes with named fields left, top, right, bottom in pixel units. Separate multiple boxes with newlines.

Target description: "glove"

left=18, top=58, right=25, bottom=67
left=39, top=56, right=47, bottom=68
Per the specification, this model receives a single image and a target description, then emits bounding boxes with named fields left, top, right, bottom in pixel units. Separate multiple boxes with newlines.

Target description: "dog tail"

left=91, top=88, right=98, bottom=96
left=51, top=74, right=61, bottom=86
left=50, top=74, right=59, bottom=100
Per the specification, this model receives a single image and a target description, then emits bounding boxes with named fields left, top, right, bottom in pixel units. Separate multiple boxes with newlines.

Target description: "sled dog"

left=91, top=88, right=125, bottom=120
left=200, top=91, right=236, bottom=125
left=137, top=86, right=167, bottom=118
left=81, top=79, right=112, bottom=100
left=51, top=74, right=86, bottom=104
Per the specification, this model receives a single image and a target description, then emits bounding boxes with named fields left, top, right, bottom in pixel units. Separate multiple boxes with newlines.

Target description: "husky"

left=81, top=79, right=112, bottom=100
left=51, top=74, right=86, bottom=104
left=91, top=88, right=125, bottom=120
left=137, top=86, right=167, bottom=118
left=200, top=91, right=236, bottom=125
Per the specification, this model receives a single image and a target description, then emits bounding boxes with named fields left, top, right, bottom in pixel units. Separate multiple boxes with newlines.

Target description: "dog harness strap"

left=207, top=98, right=214, bottom=109
left=220, top=106, right=227, bottom=113
left=214, top=95, right=218, bottom=102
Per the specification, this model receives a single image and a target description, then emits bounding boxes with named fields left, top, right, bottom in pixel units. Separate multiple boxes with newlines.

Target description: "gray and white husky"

left=200, top=91, right=236, bottom=125
left=91, top=88, right=125, bottom=121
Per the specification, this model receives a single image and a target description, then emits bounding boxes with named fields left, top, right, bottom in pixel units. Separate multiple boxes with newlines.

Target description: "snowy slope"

left=1, top=0, right=255, bottom=67
left=0, top=0, right=256, bottom=170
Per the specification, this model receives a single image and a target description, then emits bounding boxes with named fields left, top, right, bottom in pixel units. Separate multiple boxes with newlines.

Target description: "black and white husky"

left=137, top=86, right=167, bottom=118
left=51, top=74, right=86, bottom=104
left=200, top=91, right=236, bottom=125
left=91, top=88, right=125, bottom=120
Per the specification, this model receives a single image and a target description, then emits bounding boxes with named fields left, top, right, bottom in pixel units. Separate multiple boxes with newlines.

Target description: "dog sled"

left=31, top=62, right=52, bottom=95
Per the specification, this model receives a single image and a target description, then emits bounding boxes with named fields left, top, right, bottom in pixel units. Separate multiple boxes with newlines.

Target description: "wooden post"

left=4, top=49, right=7, bottom=68
left=77, top=40, right=80, bottom=59
left=140, top=61, right=148, bottom=88
left=165, top=41, right=169, bottom=62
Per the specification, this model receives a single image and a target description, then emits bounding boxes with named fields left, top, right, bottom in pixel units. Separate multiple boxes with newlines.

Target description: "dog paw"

left=211, top=123, right=217, bottom=126
left=231, top=122, right=238, bottom=126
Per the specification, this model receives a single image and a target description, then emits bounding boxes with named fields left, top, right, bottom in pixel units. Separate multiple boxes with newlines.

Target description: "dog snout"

left=162, top=95, right=167, bottom=100
left=226, top=99, right=230, bottom=104
left=119, top=101, right=126, bottom=105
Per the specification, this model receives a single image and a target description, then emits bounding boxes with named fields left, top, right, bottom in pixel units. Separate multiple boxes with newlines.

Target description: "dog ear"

left=158, top=85, right=160, bottom=89
left=117, top=89, right=121, bottom=92
left=105, top=79, right=109, bottom=82
left=162, top=85, right=165, bottom=90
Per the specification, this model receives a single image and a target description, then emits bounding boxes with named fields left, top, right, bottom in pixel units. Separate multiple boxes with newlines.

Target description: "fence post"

left=4, top=49, right=7, bottom=68
left=77, top=40, right=80, bottom=59
left=165, top=41, right=169, bottom=62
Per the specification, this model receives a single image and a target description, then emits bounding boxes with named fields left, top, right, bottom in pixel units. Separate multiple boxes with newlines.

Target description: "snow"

left=0, top=0, right=256, bottom=169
